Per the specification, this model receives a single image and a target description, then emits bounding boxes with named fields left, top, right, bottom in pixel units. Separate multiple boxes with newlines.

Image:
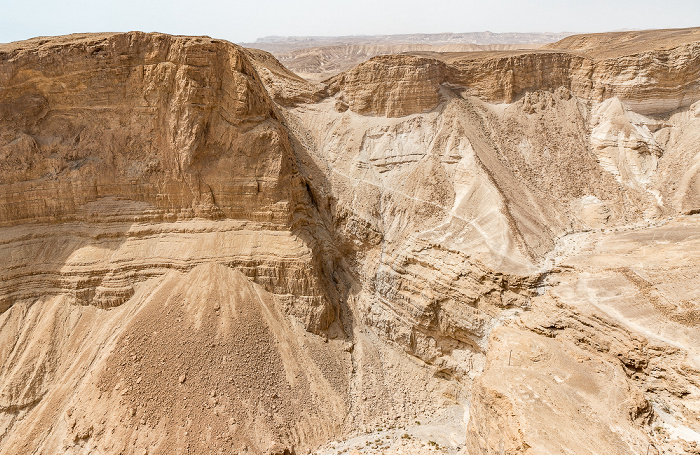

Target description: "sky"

left=1, top=0, right=699, bottom=44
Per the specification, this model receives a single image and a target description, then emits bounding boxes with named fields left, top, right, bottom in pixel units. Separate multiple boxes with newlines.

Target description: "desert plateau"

left=0, top=24, right=699, bottom=454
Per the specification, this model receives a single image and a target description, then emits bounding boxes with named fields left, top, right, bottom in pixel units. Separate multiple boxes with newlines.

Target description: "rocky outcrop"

left=245, top=47, right=326, bottom=106
left=0, top=219, right=336, bottom=330
left=266, top=43, right=540, bottom=79
left=448, top=42, right=700, bottom=113
left=589, top=97, right=663, bottom=188
left=0, top=32, right=291, bottom=226
left=326, top=32, right=700, bottom=117
left=0, top=31, right=341, bottom=329
left=0, top=33, right=348, bottom=454
left=466, top=324, right=652, bottom=455
left=327, top=55, right=447, bottom=117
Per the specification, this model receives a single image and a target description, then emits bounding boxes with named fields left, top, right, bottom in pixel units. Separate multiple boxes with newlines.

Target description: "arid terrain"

left=0, top=27, right=699, bottom=454
left=242, top=32, right=573, bottom=80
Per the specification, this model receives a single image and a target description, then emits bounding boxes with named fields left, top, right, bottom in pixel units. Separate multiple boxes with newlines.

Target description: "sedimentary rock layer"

left=326, top=35, right=700, bottom=117
left=0, top=32, right=291, bottom=226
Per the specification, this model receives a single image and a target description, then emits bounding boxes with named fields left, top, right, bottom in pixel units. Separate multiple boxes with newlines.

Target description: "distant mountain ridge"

left=241, top=31, right=575, bottom=79
left=242, top=31, right=575, bottom=53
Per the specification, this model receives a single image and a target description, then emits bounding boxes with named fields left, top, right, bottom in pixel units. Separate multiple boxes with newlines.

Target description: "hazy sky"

left=1, top=0, right=699, bottom=44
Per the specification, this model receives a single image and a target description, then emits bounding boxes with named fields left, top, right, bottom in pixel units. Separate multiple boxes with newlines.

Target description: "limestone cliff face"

left=327, top=55, right=447, bottom=117
left=0, top=32, right=292, bottom=226
left=271, top=42, right=535, bottom=80
left=0, top=34, right=348, bottom=454
left=0, top=32, right=341, bottom=333
left=582, top=42, right=700, bottom=114
left=326, top=39, right=700, bottom=117
left=449, top=42, right=700, bottom=113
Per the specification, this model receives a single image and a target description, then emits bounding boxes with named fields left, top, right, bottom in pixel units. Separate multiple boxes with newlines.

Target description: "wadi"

left=0, top=27, right=699, bottom=454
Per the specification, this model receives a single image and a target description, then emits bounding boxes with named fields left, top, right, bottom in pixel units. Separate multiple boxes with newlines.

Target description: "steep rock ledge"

left=0, top=32, right=342, bottom=332
left=0, top=32, right=292, bottom=226
left=324, top=40, right=700, bottom=117
left=326, top=55, right=447, bottom=117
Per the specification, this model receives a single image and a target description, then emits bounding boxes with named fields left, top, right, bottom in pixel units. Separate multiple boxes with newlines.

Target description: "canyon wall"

left=0, top=28, right=700, bottom=455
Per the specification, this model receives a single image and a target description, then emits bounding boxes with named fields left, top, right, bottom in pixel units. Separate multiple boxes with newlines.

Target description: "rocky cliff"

left=261, top=43, right=539, bottom=80
left=0, top=32, right=289, bottom=225
left=1, top=27, right=700, bottom=455
left=326, top=33, right=700, bottom=117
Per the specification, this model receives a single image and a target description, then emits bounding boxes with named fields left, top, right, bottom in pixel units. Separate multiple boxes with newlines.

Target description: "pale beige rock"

left=271, top=43, right=540, bottom=81
left=327, top=55, right=447, bottom=117
left=322, top=28, right=700, bottom=117
left=0, top=32, right=290, bottom=226
left=243, top=31, right=572, bottom=79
